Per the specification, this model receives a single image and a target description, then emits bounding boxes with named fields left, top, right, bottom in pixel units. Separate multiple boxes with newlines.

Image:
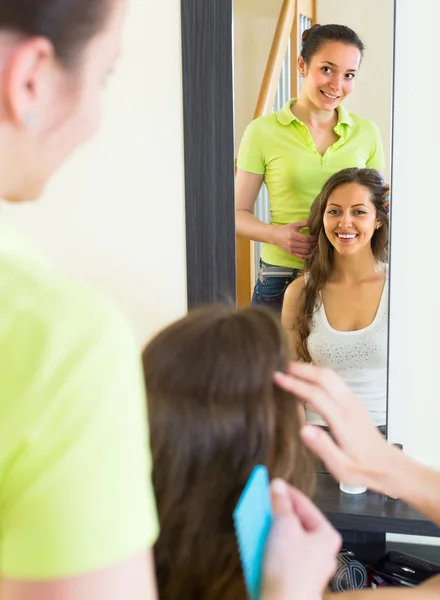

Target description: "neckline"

left=319, top=266, right=388, bottom=336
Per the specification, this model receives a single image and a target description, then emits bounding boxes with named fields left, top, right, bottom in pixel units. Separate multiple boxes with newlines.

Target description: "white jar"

left=339, top=482, right=367, bottom=494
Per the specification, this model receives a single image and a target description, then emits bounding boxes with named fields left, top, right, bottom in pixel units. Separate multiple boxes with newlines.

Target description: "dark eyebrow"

left=327, top=203, right=369, bottom=208
left=321, top=60, right=357, bottom=73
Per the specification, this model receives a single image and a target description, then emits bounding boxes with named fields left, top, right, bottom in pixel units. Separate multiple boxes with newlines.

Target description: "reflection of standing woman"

left=236, top=24, right=385, bottom=311
left=281, top=168, right=389, bottom=429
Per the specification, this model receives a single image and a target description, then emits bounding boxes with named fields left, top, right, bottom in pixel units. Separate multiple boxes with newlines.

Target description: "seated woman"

left=142, top=305, right=315, bottom=600
left=281, top=168, right=389, bottom=431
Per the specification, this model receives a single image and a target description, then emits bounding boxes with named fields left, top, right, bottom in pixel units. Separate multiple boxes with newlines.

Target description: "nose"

left=329, top=73, right=343, bottom=92
left=339, top=213, right=353, bottom=229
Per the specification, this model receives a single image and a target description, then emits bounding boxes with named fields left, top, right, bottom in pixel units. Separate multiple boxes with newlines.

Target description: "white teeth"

left=322, top=91, right=338, bottom=99
left=337, top=234, right=357, bottom=239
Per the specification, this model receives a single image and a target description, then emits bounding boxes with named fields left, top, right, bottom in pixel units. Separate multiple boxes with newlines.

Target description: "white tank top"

left=305, top=266, right=388, bottom=427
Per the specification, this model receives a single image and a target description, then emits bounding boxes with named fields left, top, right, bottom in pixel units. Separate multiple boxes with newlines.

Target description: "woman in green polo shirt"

left=236, top=23, right=386, bottom=311
left=0, top=2, right=160, bottom=599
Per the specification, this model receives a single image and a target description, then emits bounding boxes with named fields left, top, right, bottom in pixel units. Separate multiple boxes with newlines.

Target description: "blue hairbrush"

left=233, top=465, right=273, bottom=600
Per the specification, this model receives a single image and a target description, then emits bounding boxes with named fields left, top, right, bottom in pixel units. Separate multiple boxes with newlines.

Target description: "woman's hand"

left=273, top=363, right=396, bottom=493
left=271, top=221, right=317, bottom=259
left=261, top=479, right=341, bottom=600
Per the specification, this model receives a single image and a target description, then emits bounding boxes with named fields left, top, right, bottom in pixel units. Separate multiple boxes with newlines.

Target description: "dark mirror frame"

left=181, top=0, right=236, bottom=309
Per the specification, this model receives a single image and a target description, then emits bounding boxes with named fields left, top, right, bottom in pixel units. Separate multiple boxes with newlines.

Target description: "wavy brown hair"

left=294, top=167, right=389, bottom=362
left=142, top=305, right=315, bottom=600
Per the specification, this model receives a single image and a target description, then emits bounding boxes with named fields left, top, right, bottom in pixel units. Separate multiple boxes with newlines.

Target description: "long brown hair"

left=142, top=305, right=315, bottom=600
left=295, top=168, right=389, bottom=362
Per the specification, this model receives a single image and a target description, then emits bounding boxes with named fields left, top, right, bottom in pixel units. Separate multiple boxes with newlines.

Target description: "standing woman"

left=236, top=24, right=386, bottom=311
left=0, top=2, right=159, bottom=599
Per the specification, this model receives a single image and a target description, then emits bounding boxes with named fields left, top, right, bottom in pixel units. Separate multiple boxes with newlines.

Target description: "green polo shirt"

left=237, top=99, right=385, bottom=268
left=0, top=217, right=158, bottom=579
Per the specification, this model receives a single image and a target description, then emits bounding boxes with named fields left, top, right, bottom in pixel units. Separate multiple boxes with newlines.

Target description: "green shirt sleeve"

left=366, top=121, right=386, bottom=171
left=237, top=119, right=266, bottom=175
left=0, top=284, right=158, bottom=580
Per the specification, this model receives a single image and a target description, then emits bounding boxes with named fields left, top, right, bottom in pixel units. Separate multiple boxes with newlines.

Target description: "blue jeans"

left=251, top=259, right=302, bottom=313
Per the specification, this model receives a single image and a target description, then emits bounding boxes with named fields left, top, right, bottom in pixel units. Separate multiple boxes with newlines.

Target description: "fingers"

left=300, top=425, right=350, bottom=482
left=289, top=231, right=318, bottom=244
left=282, top=484, right=332, bottom=532
left=292, top=220, right=309, bottom=229
left=282, top=484, right=342, bottom=554
left=284, top=362, right=347, bottom=396
left=273, top=368, right=343, bottom=427
left=270, top=479, right=294, bottom=517
left=278, top=363, right=352, bottom=408
left=288, top=235, right=314, bottom=248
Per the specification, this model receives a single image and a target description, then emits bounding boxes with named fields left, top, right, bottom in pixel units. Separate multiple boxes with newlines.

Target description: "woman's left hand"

left=261, top=479, right=341, bottom=600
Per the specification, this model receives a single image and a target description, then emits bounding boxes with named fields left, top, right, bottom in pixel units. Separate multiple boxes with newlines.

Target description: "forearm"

left=378, top=449, right=440, bottom=526
left=235, top=210, right=278, bottom=244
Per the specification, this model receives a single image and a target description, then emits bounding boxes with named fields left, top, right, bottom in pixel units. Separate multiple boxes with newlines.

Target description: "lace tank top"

left=305, top=266, right=388, bottom=427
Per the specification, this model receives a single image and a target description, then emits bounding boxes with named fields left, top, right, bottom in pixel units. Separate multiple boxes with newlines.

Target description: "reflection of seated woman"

left=142, top=306, right=315, bottom=600
left=281, top=168, right=389, bottom=431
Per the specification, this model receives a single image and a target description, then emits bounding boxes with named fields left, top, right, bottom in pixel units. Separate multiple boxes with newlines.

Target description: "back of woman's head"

left=0, top=0, right=114, bottom=69
left=142, top=305, right=314, bottom=600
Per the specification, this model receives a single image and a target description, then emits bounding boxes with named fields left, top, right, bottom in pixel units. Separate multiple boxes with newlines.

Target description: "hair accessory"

left=233, top=465, right=272, bottom=600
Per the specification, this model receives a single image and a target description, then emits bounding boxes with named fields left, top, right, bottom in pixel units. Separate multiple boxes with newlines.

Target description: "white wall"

left=1, top=0, right=187, bottom=347
left=316, top=0, right=394, bottom=182
left=233, top=0, right=284, bottom=152
left=388, top=0, right=439, bottom=468
left=386, top=0, right=440, bottom=547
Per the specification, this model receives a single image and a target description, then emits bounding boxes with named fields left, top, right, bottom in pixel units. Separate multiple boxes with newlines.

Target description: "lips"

left=335, top=232, right=358, bottom=242
left=320, top=90, right=340, bottom=100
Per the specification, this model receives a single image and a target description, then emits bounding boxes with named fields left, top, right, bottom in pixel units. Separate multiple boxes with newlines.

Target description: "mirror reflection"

left=233, top=0, right=394, bottom=431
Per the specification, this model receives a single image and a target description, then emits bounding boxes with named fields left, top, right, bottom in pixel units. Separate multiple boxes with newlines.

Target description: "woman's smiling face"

left=299, top=41, right=361, bottom=111
left=323, top=182, right=381, bottom=256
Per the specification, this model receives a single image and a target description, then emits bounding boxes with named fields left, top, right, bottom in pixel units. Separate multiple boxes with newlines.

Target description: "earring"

left=23, top=113, right=37, bottom=128
left=376, top=224, right=380, bottom=230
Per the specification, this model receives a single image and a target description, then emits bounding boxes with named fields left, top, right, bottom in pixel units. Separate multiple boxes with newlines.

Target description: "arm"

left=235, top=169, right=315, bottom=258
left=281, top=276, right=305, bottom=360
left=235, top=168, right=277, bottom=243
left=0, top=550, right=158, bottom=600
left=0, top=287, right=159, bottom=599
left=324, top=574, right=440, bottom=599
left=274, top=363, right=440, bottom=527
left=235, top=121, right=316, bottom=257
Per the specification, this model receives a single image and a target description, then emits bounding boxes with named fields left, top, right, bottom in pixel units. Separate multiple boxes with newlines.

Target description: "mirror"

left=233, top=0, right=395, bottom=433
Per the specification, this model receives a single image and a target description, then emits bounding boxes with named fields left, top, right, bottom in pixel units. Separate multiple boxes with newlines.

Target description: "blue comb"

left=233, top=465, right=273, bottom=600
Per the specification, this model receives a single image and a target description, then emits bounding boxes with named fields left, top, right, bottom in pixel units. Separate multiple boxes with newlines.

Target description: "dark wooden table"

left=314, top=473, right=440, bottom=537
left=314, top=473, right=440, bottom=565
